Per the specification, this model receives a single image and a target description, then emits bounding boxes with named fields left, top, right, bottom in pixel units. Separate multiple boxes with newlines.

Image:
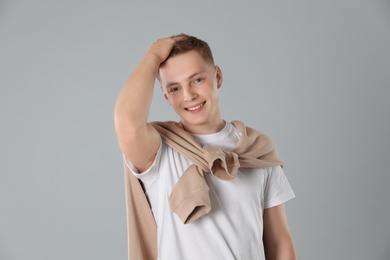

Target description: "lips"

left=185, top=101, right=206, bottom=111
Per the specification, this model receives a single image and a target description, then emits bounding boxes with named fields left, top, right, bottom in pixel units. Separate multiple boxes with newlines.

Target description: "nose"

left=183, top=87, right=198, bottom=102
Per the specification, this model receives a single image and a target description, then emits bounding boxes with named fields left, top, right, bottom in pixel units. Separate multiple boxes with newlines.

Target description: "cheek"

left=165, top=94, right=180, bottom=107
left=207, top=87, right=219, bottom=99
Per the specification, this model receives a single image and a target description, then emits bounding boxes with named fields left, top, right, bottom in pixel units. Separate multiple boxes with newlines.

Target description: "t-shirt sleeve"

left=123, top=138, right=162, bottom=217
left=263, top=166, right=295, bottom=209
left=123, top=137, right=162, bottom=184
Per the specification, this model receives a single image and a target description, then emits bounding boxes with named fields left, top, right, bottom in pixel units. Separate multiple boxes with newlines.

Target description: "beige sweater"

left=123, top=121, right=284, bottom=260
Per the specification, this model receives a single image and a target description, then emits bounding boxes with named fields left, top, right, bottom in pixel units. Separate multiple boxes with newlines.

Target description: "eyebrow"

left=165, top=70, right=206, bottom=89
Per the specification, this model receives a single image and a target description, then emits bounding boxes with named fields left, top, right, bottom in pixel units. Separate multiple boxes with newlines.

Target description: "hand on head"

left=146, top=35, right=186, bottom=64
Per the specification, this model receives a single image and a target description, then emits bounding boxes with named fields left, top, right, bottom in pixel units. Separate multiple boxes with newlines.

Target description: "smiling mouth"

left=185, top=101, right=206, bottom=111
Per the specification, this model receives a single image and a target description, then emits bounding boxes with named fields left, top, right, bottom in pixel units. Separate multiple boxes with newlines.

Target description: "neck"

left=180, top=119, right=226, bottom=135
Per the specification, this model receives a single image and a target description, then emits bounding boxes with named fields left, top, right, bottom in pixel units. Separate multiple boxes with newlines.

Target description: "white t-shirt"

left=126, top=122, right=295, bottom=260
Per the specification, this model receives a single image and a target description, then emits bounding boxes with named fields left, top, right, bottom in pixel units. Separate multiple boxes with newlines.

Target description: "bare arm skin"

left=114, top=37, right=178, bottom=172
left=263, top=204, right=297, bottom=260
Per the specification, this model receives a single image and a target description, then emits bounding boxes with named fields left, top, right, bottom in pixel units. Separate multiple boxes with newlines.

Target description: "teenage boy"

left=115, top=34, right=296, bottom=260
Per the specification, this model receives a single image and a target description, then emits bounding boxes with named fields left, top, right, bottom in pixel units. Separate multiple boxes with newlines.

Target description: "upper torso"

left=126, top=122, right=295, bottom=260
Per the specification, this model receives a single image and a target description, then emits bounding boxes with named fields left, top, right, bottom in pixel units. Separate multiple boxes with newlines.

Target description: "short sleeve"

left=124, top=137, right=162, bottom=184
left=124, top=138, right=162, bottom=217
left=263, top=166, right=295, bottom=209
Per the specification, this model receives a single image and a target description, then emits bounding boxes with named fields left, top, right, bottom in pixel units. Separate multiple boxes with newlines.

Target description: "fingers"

left=170, top=34, right=186, bottom=42
left=155, top=35, right=185, bottom=44
left=147, top=35, right=184, bottom=64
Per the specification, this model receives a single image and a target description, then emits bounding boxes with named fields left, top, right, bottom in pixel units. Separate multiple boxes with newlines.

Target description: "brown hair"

left=165, top=34, right=215, bottom=65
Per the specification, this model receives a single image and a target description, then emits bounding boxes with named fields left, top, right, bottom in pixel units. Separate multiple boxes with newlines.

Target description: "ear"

left=160, top=85, right=170, bottom=104
left=215, top=65, right=223, bottom=89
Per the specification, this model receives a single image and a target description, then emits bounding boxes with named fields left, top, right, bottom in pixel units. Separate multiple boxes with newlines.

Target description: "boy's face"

left=159, top=50, right=224, bottom=134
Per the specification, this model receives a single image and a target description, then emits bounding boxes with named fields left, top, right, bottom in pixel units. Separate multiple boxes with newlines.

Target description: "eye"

left=193, top=78, right=204, bottom=84
left=168, top=86, right=180, bottom=94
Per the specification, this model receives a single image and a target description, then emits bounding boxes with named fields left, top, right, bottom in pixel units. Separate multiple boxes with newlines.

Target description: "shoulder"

left=230, top=120, right=272, bottom=140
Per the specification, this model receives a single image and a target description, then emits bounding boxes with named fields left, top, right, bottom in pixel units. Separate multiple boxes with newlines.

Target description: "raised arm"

left=114, top=37, right=177, bottom=172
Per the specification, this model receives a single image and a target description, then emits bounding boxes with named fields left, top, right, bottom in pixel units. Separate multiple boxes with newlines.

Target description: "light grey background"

left=1, top=0, right=389, bottom=259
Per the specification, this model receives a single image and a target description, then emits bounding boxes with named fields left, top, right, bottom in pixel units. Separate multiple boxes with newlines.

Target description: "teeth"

left=187, top=103, right=204, bottom=111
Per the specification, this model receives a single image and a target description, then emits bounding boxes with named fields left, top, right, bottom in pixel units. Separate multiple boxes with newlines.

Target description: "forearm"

left=114, top=53, right=160, bottom=130
left=264, top=235, right=296, bottom=260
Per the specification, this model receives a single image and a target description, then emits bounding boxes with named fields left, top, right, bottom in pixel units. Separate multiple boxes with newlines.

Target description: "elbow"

left=114, top=111, right=150, bottom=145
left=114, top=103, right=148, bottom=134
